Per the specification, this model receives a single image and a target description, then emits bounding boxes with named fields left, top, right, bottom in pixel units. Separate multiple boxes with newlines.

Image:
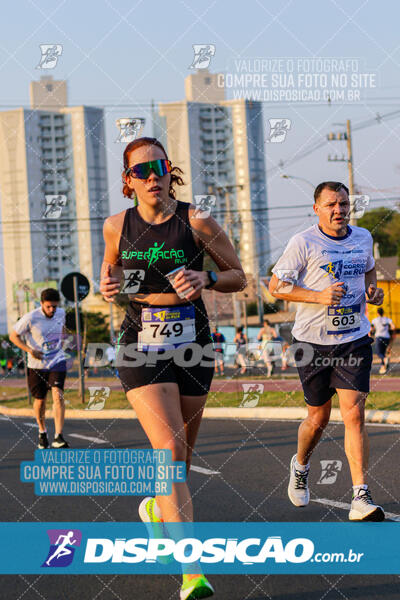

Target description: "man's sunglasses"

left=125, top=159, right=172, bottom=179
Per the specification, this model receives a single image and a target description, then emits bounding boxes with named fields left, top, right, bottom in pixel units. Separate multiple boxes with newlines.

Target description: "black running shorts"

left=116, top=298, right=215, bottom=396
left=293, top=335, right=373, bottom=406
left=27, top=361, right=67, bottom=399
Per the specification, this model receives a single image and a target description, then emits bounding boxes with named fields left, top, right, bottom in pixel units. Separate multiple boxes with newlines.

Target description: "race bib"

left=138, top=305, right=196, bottom=351
left=42, top=339, right=60, bottom=355
left=325, top=304, right=361, bottom=335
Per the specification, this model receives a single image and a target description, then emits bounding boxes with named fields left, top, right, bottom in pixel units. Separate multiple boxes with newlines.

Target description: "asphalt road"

left=0, top=416, right=399, bottom=599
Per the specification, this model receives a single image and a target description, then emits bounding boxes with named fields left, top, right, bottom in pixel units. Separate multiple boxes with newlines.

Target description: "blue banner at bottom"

left=0, top=522, right=398, bottom=574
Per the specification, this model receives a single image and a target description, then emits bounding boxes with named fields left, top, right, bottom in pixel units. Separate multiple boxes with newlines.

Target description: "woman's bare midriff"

left=128, top=292, right=199, bottom=305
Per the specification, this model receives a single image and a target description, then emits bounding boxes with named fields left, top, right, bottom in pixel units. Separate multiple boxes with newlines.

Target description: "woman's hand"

left=100, top=264, right=121, bottom=302
left=172, top=269, right=209, bottom=301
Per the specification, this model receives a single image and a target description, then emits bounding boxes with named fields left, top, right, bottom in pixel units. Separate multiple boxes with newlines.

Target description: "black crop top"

left=118, top=201, right=204, bottom=294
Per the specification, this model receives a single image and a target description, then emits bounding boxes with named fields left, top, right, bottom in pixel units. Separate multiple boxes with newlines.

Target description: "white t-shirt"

left=272, top=224, right=375, bottom=345
left=14, top=307, right=66, bottom=369
left=371, top=316, right=393, bottom=339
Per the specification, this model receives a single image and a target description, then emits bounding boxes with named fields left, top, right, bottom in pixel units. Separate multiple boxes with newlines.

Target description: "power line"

left=1, top=196, right=399, bottom=227
left=268, top=107, right=400, bottom=176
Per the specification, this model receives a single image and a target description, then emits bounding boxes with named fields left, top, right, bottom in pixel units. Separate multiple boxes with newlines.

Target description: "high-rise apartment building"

left=155, top=69, right=269, bottom=276
left=0, top=76, right=109, bottom=329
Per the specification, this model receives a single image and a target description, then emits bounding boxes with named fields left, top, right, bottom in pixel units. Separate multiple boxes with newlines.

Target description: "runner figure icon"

left=121, top=269, right=145, bottom=294
left=45, top=531, right=77, bottom=566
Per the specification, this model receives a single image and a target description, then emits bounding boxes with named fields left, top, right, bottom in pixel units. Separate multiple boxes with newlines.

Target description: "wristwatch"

left=205, top=270, right=218, bottom=289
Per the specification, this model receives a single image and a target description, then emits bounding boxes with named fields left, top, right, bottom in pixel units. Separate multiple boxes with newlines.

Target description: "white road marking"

left=312, top=497, right=400, bottom=522
left=69, top=433, right=108, bottom=444
left=191, top=465, right=220, bottom=475
left=23, top=422, right=38, bottom=428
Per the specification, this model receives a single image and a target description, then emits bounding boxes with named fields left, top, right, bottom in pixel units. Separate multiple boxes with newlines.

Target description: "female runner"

left=257, top=318, right=278, bottom=377
left=100, top=137, right=245, bottom=599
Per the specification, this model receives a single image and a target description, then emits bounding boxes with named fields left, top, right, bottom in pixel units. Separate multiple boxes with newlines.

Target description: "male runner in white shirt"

left=371, top=308, right=396, bottom=374
left=9, top=288, right=69, bottom=449
left=269, top=181, right=385, bottom=521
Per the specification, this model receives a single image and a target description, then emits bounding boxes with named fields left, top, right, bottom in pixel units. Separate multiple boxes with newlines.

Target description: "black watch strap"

left=205, top=270, right=218, bottom=289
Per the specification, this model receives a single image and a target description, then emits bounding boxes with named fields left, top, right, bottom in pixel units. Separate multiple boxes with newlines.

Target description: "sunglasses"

left=125, top=159, right=172, bottom=179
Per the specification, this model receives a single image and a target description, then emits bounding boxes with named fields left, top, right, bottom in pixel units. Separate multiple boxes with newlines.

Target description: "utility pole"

left=346, top=119, right=356, bottom=225
left=327, top=119, right=356, bottom=225
left=256, top=276, right=264, bottom=326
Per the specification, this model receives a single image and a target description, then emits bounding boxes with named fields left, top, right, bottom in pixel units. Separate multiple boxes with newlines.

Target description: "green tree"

left=66, top=310, right=110, bottom=343
left=385, top=215, right=400, bottom=264
left=358, top=207, right=397, bottom=257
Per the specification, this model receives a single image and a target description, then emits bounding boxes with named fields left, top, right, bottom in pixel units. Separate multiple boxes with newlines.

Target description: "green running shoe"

left=138, top=497, right=172, bottom=564
left=180, top=574, right=214, bottom=600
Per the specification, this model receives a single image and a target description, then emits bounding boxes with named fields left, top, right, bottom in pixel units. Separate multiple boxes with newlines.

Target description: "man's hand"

left=100, top=264, right=120, bottom=302
left=31, top=349, right=43, bottom=359
left=317, top=281, right=346, bottom=306
left=366, top=284, right=384, bottom=305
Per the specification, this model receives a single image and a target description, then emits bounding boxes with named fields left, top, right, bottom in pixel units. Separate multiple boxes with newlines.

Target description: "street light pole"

left=280, top=174, right=315, bottom=189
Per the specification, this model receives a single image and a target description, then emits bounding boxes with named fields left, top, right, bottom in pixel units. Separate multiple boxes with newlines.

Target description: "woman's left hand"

left=172, top=269, right=209, bottom=300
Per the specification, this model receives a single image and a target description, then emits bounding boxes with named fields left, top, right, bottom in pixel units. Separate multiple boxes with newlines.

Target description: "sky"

left=1, top=0, right=400, bottom=329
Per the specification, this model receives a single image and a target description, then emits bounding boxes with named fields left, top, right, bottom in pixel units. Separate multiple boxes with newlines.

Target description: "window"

left=46, top=85, right=53, bottom=92
left=204, top=77, right=211, bottom=85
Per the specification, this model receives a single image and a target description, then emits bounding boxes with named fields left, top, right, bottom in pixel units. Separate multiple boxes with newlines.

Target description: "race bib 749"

left=138, top=305, right=196, bottom=351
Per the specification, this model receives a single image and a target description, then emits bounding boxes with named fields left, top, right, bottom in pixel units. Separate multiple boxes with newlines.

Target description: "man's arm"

left=270, top=233, right=346, bottom=306
left=389, top=320, right=396, bottom=340
left=365, top=267, right=384, bottom=305
left=9, top=330, right=42, bottom=359
left=269, top=274, right=346, bottom=305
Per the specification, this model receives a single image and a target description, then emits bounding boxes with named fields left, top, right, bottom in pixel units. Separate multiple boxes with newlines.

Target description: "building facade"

left=155, top=69, right=269, bottom=276
left=0, top=76, right=109, bottom=329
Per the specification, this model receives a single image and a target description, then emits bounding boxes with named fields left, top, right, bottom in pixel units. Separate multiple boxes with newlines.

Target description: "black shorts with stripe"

left=116, top=298, right=215, bottom=397
left=27, top=361, right=67, bottom=399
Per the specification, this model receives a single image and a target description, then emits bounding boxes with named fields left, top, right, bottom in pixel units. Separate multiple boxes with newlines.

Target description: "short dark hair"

left=41, top=288, right=60, bottom=303
left=314, top=181, right=349, bottom=203
left=377, top=307, right=384, bottom=316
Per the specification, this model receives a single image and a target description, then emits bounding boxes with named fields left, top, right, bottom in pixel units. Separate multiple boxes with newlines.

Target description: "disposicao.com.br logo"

left=82, top=535, right=363, bottom=566
left=0, top=522, right=384, bottom=575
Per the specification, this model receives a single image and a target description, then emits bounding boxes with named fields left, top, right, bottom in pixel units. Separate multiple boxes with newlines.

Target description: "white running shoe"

left=348, top=488, right=385, bottom=521
left=379, top=365, right=387, bottom=374
left=288, top=454, right=310, bottom=507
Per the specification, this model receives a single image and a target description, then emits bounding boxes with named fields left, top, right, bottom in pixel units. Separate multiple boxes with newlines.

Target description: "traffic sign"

left=61, top=272, right=90, bottom=302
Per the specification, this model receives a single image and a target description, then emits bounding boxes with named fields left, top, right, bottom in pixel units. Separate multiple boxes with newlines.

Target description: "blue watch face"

left=208, top=271, right=217, bottom=287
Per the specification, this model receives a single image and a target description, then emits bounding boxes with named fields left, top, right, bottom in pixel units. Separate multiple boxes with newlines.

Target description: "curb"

left=1, top=405, right=400, bottom=424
